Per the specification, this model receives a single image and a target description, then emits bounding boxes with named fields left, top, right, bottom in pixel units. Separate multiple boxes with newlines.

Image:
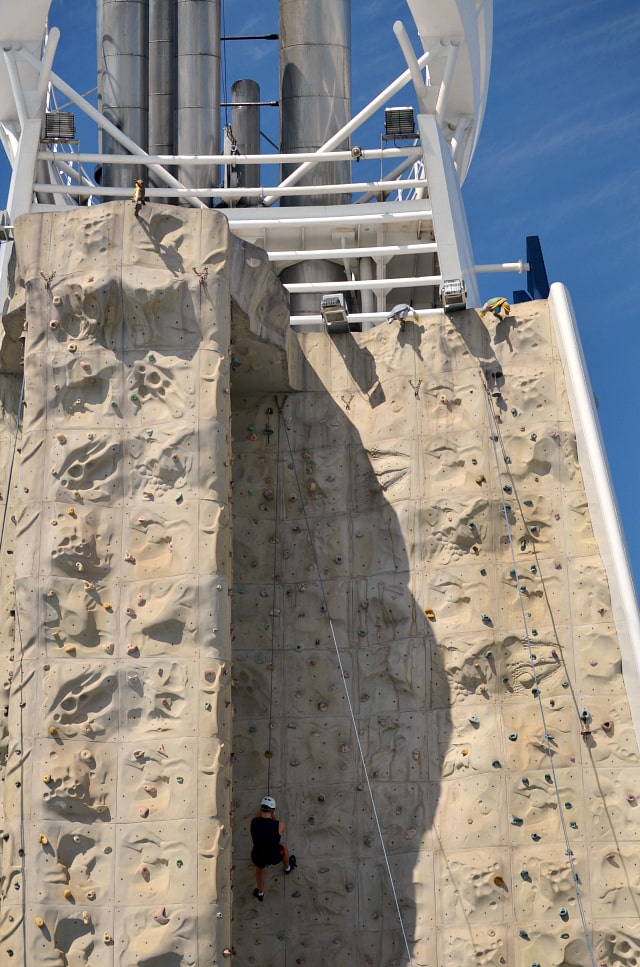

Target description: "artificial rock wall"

left=230, top=305, right=640, bottom=967
left=0, top=201, right=639, bottom=967
left=0, top=202, right=290, bottom=966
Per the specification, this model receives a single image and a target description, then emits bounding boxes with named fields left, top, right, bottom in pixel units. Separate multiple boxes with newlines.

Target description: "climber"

left=250, top=796, right=297, bottom=901
left=480, top=296, right=511, bottom=318
left=133, top=179, right=146, bottom=216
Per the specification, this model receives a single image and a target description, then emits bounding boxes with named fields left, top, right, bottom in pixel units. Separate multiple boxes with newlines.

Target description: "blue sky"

left=2, top=0, right=639, bottom=587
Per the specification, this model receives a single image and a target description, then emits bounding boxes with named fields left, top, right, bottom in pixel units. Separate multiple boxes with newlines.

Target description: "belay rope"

left=262, top=397, right=416, bottom=966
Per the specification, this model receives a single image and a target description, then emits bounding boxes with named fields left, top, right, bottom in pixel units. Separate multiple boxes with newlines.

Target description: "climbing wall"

left=230, top=305, right=640, bottom=967
left=0, top=202, right=290, bottom=966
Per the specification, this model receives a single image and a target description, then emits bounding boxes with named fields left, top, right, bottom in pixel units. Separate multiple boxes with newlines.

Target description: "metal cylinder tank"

left=230, top=79, right=260, bottom=204
left=149, top=0, right=175, bottom=156
left=98, top=0, right=149, bottom=189
left=279, top=0, right=351, bottom=206
left=176, top=0, right=221, bottom=194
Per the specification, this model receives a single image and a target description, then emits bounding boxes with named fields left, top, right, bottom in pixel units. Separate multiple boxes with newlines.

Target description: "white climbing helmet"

left=261, top=796, right=276, bottom=810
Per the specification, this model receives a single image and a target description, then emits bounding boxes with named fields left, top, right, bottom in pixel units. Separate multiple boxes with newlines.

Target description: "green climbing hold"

left=148, top=354, right=156, bottom=363
left=177, top=777, right=184, bottom=784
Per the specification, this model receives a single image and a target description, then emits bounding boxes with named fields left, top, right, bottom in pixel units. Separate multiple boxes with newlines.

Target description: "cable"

left=278, top=404, right=416, bottom=967
left=220, top=0, right=230, bottom=129
left=265, top=404, right=284, bottom=794
left=482, top=384, right=597, bottom=967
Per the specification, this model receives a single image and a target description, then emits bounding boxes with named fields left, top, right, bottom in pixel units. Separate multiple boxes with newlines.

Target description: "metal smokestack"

left=176, top=0, right=221, bottom=193
left=279, top=0, right=351, bottom=206
left=279, top=0, right=352, bottom=319
left=230, top=79, right=261, bottom=205
left=98, top=0, right=221, bottom=198
left=148, top=0, right=175, bottom=160
left=98, top=0, right=149, bottom=189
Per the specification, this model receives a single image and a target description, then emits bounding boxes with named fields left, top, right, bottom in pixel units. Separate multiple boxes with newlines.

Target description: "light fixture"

left=43, top=112, right=76, bottom=141
left=383, top=107, right=415, bottom=140
left=320, top=294, right=349, bottom=332
left=439, top=278, right=467, bottom=312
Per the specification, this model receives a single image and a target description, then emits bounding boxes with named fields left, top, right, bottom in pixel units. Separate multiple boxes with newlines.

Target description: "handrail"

left=36, top=147, right=420, bottom=167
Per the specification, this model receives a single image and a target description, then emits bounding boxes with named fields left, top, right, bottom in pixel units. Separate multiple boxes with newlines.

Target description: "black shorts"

left=251, top=844, right=285, bottom=869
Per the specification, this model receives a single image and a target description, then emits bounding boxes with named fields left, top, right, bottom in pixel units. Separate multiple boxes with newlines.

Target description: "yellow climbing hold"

left=63, top=889, right=73, bottom=900
left=49, top=727, right=58, bottom=736
left=493, top=875, right=504, bottom=887
left=67, top=507, right=76, bottom=517
left=425, top=609, right=436, bottom=621
left=64, top=644, right=76, bottom=655
left=38, top=834, right=48, bottom=845
left=43, top=774, right=53, bottom=784
left=264, top=751, right=273, bottom=759
left=461, top=748, right=470, bottom=756
left=35, top=917, right=44, bottom=929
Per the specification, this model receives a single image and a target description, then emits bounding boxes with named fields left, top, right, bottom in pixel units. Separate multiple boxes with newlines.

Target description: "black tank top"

left=251, top=817, right=281, bottom=849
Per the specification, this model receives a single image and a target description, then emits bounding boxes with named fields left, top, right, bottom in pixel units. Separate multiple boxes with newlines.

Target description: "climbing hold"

left=531, top=833, right=541, bottom=841
left=468, top=715, right=479, bottom=725
left=520, top=870, right=530, bottom=880
left=522, top=777, right=530, bottom=787
left=475, top=475, right=486, bottom=485
left=580, top=708, right=590, bottom=721
left=492, top=760, right=501, bottom=768
left=67, top=507, right=76, bottom=517
left=481, top=614, right=492, bottom=625
left=157, top=744, right=167, bottom=757
left=559, top=908, right=569, bottom=921
left=509, top=815, right=523, bottom=826
left=264, top=751, right=273, bottom=759
left=139, top=807, right=149, bottom=818
left=625, top=792, right=636, bottom=804
left=130, top=394, right=139, bottom=403
left=63, top=889, right=73, bottom=900
left=530, top=565, right=537, bottom=574
left=38, top=834, right=48, bottom=845
left=530, top=433, right=537, bottom=441
left=602, top=720, right=613, bottom=733
left=35, top=917, right=44, bottom=929
left=86, top=890, right=96, bottom=901
left=143, top=784, right=157, bottom=796
left=49, top=319, right=59, bottom=329
left=126, top=643, right=138, bottom=656
left=79, top=749, right=93, bottom=763
left=480, top=568, right=487, bottom=576
left=104, top=933, right=113, bottom=944
left=503, top=485, right=512, bottom=494
left=425, top=609, right=436, bottom=620
left=43, top=774, right=53, bottom=784
left=69, top=343, right=77, bottom=353
left=493, top=875, right=504, bottom=887
left=530, top=525, right=538, bottom=533
left=177, top=776, right=184, bottom=784
left=461, top=748, right=469, bottom=756
left=569, top=821, right=578, bottom=829
left=519, top=930, right=529, bottom=940
left=520, top=540, right=527, bottom=551
left=124, top=551, right=135, bottom=563
left=508, top=732, right=518, bottom=742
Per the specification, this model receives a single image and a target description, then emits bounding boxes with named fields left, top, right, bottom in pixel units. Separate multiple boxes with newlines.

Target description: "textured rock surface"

left=0, top=202, right=639, bottom=967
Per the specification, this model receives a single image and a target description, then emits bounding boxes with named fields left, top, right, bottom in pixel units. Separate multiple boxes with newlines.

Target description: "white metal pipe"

left=32, top=177, right=428, bottom=199
left=37, top=146, right=419, bottom=166
left=392, top=21, right=430, bottom=113
left=290, top=308, right=443, bottom=326
left=224, top=208, right=432, bottom=229
left=2, top=49, right=28, bottom=128
left=263, top=44, right=441, bottom=205
left=435, top=41, right=460, bottom=122
left=283, top=274, right=441, bottom=293
left=51, top=157, right=95, bottom=188
left=266, top=241, right=438, bottom=261
left=36, top=27, right=61, bottom=110
left=18, top=47, right=205, bottom=208
left=449, top=115, right=469, bottom=164
left=475, top=261, right=529, bottom=274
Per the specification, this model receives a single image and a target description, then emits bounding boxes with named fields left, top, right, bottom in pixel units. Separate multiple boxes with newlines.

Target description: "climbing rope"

left=277, top=403, right=416, bottom=967
left=265, top=402, right=285, bottom=794
left=482, top=383, right=597, bottom=967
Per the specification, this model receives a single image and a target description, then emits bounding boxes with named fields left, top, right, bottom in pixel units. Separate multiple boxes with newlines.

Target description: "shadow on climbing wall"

left=230, top=332, right=450, bottom=966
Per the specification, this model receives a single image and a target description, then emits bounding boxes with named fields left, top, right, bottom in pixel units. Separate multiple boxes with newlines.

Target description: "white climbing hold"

left=153, top=906, right=171, bottom=925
